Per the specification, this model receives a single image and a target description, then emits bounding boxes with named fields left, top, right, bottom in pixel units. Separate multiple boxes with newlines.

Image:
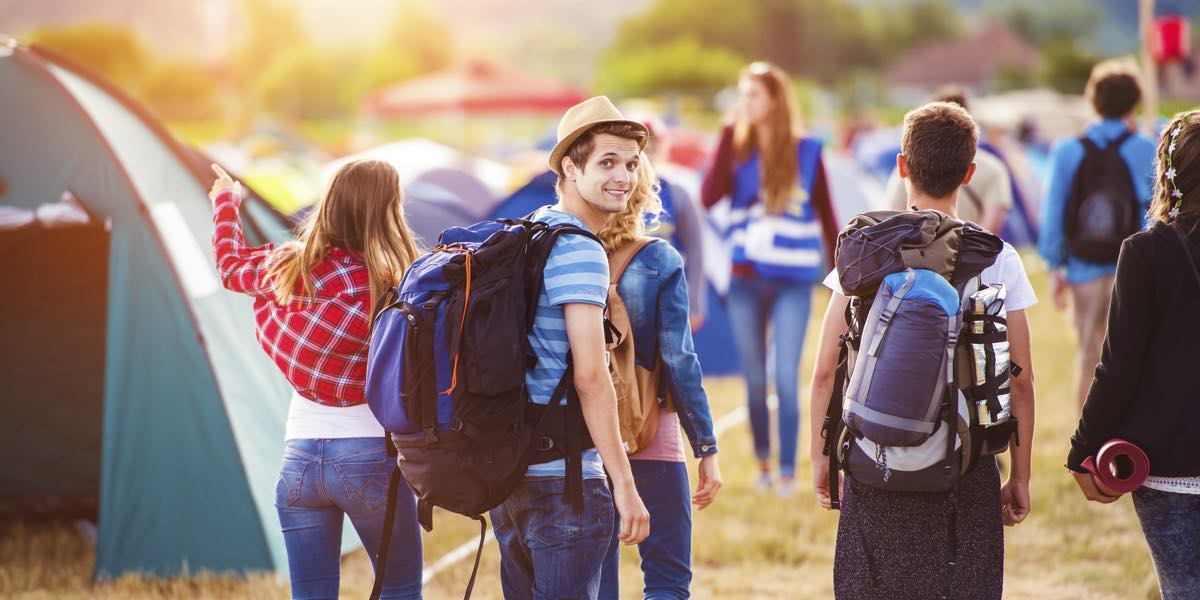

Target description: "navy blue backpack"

left=365, top=218, right=600, bottom=599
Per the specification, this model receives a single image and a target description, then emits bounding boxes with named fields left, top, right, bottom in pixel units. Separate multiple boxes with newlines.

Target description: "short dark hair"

left=555, top=122, right=647, bottom=195
left=901, top=102, right=979, bottom=199
left=1086, top=60, right=1142, bottom=119
left=931, top=84, right=970, bottom=112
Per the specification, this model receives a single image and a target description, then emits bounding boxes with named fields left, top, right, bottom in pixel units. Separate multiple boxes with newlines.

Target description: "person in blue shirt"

left=1038, top=60, right=1157, bottom=413
left=498, top=120, right=709, bottom=331
left=488, top=96, right=649, bottom=600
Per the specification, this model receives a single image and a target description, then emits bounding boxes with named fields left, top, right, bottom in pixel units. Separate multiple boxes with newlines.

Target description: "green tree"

left=381, top=0, right=455, bottom=73
left=595, top=36, right=746, bottom=96
left=990, top=0, right=1103, bottom=93
left=256, top=45, right=359, bottom=119
left=28, top=23, right=149, bottom=91
left=604, top=0, right=965, bottom=92
left=231, top=0, right=307, bottom=103
left=1040, top=38, right=1099, bottom=94
left=990, top=0, right=1101, bottom=46
left=869, top=0, right=964, bottom=63
left=139, top=60, right=222, bottom=121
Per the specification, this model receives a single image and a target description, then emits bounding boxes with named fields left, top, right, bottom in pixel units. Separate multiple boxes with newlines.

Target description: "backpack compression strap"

left=369, top=438, right=403, bottom=600
left=821, top=332, right=850, bottom=510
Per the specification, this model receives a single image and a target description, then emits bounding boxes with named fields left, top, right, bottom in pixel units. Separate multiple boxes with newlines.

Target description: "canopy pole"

left=1141, top=0, right=1159, bottom=134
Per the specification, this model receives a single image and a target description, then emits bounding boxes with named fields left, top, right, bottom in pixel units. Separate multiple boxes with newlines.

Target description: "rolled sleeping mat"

left=1081, top=438, right=1150, bottom=494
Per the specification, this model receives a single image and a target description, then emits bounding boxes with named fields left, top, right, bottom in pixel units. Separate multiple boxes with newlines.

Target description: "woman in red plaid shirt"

left=210, top=160, right=423, bottom=599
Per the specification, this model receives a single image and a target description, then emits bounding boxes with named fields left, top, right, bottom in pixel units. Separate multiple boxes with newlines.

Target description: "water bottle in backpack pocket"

left=959, top=282, right=1020, bottom=457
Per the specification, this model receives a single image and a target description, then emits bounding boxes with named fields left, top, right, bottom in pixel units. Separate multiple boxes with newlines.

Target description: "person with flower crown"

left=1037, top=59, right=1158, bottom=414
left=1066, top=110, right=1200, bottom=600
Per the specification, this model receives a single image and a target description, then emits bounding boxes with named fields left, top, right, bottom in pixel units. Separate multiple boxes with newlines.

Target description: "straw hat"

left=548, top=96, right=648, bottom=175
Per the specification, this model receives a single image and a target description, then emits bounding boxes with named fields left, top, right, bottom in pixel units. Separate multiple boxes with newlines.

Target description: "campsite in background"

left=1, top=0, right=1196, bottom=598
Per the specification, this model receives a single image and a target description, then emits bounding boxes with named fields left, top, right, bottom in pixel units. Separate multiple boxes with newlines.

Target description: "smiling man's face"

left=568, top=133, right=641, bottom=215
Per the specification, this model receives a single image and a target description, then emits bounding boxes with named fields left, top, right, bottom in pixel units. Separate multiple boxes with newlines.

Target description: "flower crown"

left=1166, top=122, right=1191, bottom=221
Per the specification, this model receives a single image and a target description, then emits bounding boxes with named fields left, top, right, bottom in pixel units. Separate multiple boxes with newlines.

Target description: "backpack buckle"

left=536, top=437, right=555, bottom=451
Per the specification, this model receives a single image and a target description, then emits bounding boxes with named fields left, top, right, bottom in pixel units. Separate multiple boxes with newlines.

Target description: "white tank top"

left=284, top=390, right=385, bottom=440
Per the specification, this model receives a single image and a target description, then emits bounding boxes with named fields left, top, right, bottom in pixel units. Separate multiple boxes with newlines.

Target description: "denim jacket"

left=615, top=239, right=718, bottom=458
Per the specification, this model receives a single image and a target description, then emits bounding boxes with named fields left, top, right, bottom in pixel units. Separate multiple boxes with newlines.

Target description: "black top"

left=1067, top=220, right=1200, bottom=476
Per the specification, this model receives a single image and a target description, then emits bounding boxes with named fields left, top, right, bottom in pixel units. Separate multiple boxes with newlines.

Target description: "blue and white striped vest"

left=727, top=137, right=824, bottom=282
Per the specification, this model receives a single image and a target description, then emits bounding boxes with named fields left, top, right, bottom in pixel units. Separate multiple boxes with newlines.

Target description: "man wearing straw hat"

left=489, top=96, right=650, bottom=599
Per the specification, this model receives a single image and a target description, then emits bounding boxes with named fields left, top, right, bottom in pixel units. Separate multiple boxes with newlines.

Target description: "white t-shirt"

left=284, top=390, right=385, bottom=440
left=823, top=242, right=1038, bottom=312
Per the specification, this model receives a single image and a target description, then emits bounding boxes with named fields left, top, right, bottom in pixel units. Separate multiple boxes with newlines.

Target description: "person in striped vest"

left=700, top=61, right=841, bottom=496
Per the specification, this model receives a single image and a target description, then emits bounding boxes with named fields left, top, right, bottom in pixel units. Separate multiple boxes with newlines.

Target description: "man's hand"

left=811, top=453, right=841, bottom=510
left=692, top=454, right=722, bottom=510
left=1072, top=470, right=1122, bottom=504
left=1050, top=270, right=1069, bottom=311
left=209, top=163, right=241, bottom=207
left=612, top=479, right=650, bottom=545
left=1000, top=478, right=1031, bottom=526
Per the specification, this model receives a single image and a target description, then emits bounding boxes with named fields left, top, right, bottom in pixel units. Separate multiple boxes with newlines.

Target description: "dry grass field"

left=0, top=255, right=1163, bottom=599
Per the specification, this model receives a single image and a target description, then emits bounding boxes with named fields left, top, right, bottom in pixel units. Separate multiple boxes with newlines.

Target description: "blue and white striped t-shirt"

left=525, top=207, right=609, bottom=479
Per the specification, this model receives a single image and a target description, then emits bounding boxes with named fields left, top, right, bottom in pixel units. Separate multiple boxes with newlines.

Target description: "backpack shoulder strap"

left=1108, top=129, right=1135, bottom=152
left=608, top=237, right=659, bottom=284
left=1078, top=135, right=1099, bottom=154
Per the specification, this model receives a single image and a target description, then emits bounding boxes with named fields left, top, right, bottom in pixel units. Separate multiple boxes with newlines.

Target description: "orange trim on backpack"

left=435, top=245, right=472, bottom=396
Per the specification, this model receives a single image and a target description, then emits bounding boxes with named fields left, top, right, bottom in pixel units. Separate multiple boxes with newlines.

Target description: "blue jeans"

left=726, top=276, right=814, bottom=477
left=275, top=438, right=422, bottom=600
left=490, top=477, right=615, bottom=599
left=1132, top=487, right=1200, bottom=599
left=599, top=461, right=692, bottom=599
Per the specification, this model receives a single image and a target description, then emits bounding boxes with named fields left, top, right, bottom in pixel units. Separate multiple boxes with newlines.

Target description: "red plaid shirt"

left=212, top=191, right=371, bottom=407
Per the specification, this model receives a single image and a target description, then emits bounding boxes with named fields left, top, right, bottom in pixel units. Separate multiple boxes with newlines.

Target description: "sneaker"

left=777, top=477, right=796, bottom=498
left=755, top=472, right=773, bottom=492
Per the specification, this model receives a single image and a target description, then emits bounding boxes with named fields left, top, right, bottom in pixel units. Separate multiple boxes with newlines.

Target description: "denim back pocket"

left=275, top=458, right=309, bottom=508
left=335, top=457, right=390, bottom=512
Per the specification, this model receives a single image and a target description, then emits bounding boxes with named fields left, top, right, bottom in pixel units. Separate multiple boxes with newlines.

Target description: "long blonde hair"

left=734, top=61, right=799, bottom=216
left=1151, top=110, right=1200, bottom=227
left=596, top=154, right=663, bottom=253
left=265, top=159, right=421, bottom=321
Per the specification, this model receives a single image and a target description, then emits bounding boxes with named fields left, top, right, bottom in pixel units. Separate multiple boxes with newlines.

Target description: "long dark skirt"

left=834, top=456, right=1004, bottom=600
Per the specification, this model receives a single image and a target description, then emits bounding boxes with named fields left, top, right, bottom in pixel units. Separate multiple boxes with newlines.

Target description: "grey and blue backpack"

left=822, top=210, right=1016, bottom=504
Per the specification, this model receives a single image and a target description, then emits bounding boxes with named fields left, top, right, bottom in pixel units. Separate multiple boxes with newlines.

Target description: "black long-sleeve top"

left=1067, top=220, right=1200, bottom=476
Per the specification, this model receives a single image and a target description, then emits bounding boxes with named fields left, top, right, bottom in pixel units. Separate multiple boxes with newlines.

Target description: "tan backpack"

left=606, top=237, right=669, bottom=455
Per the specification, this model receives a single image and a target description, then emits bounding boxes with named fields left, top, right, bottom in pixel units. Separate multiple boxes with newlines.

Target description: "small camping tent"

left=0, top=37, right=314, bottom=579
left=320, top=141, right=510, bottom=245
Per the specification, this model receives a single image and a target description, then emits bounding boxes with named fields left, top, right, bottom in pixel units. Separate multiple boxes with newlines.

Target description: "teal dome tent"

left=0, top=36, right=357, bottom=580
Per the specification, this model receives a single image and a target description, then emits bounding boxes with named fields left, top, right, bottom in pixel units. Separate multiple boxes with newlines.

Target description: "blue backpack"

left=364, top=218, right=600, bottom=599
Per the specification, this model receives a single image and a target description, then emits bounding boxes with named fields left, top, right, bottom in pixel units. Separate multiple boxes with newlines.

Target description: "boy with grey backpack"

left=809, top=102, right=1038, bottom=600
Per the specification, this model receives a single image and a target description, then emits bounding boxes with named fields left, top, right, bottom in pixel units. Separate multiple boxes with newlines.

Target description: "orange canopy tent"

left=364, top=59, right=587, bottom=118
